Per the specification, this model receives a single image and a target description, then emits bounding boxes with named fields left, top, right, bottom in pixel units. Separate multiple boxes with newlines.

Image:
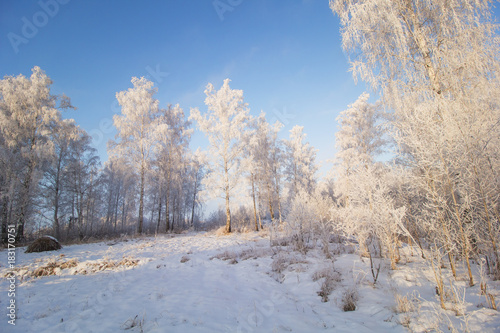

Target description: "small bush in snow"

left=121, top=314, right=145, bottom=332
left=25, top=236, right=62, bottom=253
left=341, top=287, right=358, bottom=312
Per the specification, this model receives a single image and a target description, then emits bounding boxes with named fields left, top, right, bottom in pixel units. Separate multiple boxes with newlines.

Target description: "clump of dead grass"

left=86, top=257, right=139, bottom=273
left=29, top=258, right=79, bottom=278
left=210, top=250, right=238, bottom=261
left=270, top=252, right=310, bottom=283
left=313, top=266, right=342, bottom=302
left=341, top=287, right=358, bottom=312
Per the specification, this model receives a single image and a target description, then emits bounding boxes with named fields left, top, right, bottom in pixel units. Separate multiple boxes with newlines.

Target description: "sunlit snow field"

left=1, top=231, right=499, bottom=332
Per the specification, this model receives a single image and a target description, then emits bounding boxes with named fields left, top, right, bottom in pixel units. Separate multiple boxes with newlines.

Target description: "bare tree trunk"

left=165, top=166, right=172, bottom=233
left=191, top=172, right=198, bottom=228
left=138, top=162, right=145, bottom=234
left=172, top=195, right=177, bottom=231
left=439, top=151, right=474, bottom=286
left=428, top=174, right=457, bottom=278
left=53, top=180, right=61, bottom=240
left=157, top=192, right=163, bottom=234
left=165, top=184, right=170, bottom=233
left=113, top=182, right=121, bottom=233
left=16, top=158, right=35, bottom=243
left=225, top=192, right=231, bottom=233
left=267, top=183, right=274, bottom=220
left=121, top=191, right=127, bottom=233
left=1, top=196, right=9, bottom=244
left=274, top=173, right=283, bottom=224
left=224, top=158, right=231, bottom=233
left=251, top=173, right=259, bottom=231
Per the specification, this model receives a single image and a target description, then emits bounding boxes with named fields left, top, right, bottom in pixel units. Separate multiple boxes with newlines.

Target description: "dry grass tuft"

left=270, top=252, right=310, bottom=283
left=341, top=287, right=358, bottom=312
left=25, top=236, right=62, bottom=253
left=313, top=267, right=342, bottom=302
left=215, top=226, right=230, bottom=237
left=394, top=292, right=417, bottom=314
left=30, top=258, right=79, bottom=277
left=88, top=257, right=139, bottom=272
left=211, top=250, right=237, bottom=261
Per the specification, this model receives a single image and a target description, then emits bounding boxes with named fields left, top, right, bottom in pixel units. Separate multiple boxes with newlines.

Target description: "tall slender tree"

left=283, top=125, right=317, bottom=206
left=110, top=77, right=161, bottom=234
left=190, top=79, right=250, bottom=233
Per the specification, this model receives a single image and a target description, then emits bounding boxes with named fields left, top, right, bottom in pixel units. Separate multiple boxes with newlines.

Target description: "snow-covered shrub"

left=333, top=165, right=406, bottom=269
left=341, top=287, right=358, bottom=312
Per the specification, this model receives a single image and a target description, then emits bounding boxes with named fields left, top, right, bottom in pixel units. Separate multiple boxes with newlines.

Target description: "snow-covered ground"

left=1, top=231, right=499, bottom=332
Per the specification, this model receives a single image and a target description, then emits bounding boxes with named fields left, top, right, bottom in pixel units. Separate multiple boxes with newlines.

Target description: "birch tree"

left=334, top=92, right=385, bottom=207
left=283, top=125, right=317, bottom=206
left=40, top=119, right=79, bottom=240
left=155, top=104, right=192, bottom=232
left=65, top=129, right=99, bottom=239
left=246, top=112, right=285, bottom=227
left=187, top=148, right=206, bottom=229
left=331, top=0, right=500, bottom=281
left=332, top=93, right=391, bottom=258
left=190, top=79, right=250, bottom=233
left=0, top=66, right=74, bottom=241
left=110, top=77, right=160, bottom=234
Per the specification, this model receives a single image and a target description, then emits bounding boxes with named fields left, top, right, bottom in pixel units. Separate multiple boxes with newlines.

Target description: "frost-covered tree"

left=187, top=148, right=206, bottom=229
left=190, top=79, right=250, bottom=233
left=40, top=119, right=79, bottom=240
left=331, top=0, right=500, bottom=281
left=110, top=77, right=161, bottom=234
left=154, top=104, right=192, bottom=232
left=65, top=128, right=99, bottom=239
left=283, top=125, right=317, bottom=206
left=0, top=66, right=74, bottom=241
left=101, top=157, right=136, bottom=234
left=332, top=93, right=392, bottom=258
left=334, top=92, right=385, bottom=207
left=334, top=164, right=406, bottom=268
left=252, top=113, right=284, bottom=224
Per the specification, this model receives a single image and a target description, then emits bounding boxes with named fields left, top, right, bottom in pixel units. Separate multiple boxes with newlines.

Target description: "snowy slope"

left=1, top=232, right=499, bottom=332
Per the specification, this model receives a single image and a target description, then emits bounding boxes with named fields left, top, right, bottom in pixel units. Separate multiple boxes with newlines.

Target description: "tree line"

left=0, top=71, right=317, bottom=243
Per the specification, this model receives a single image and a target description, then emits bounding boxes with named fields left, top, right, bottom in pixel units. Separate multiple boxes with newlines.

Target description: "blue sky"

left=2, top=1, right=498, bottom=176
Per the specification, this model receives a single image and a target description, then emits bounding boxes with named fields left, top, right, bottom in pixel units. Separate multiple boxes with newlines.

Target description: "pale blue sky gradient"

left=2, top=1, right=498, bottom=177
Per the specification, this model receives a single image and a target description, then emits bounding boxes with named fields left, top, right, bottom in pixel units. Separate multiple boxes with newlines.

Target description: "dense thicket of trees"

left=330, top=0, right=500, bottom=280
